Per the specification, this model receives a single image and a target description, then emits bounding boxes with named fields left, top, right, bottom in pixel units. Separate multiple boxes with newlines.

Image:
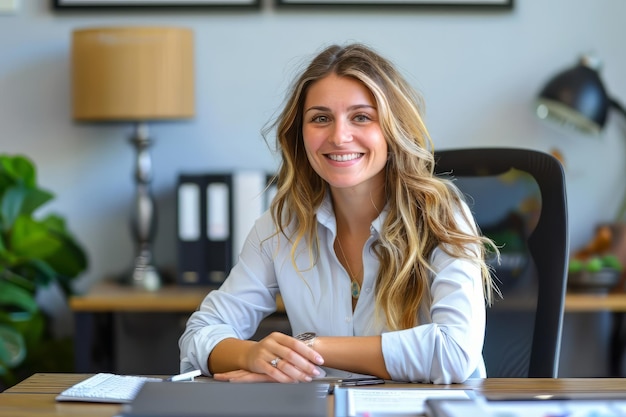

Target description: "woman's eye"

left=354, top=114, right=372, bottom=122
left=312, top=115, right=329, bottom=123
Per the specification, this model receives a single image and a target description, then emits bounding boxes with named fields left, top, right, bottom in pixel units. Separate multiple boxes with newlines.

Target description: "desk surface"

left=565, top=292, right=626, bottom=312
left=69, top=282, right=212, bottom=312
left=71, top=282, right=626, bottom=313
left=69, top=282, right=286, bottom=313
left=3, top=373, right=626, bottom=417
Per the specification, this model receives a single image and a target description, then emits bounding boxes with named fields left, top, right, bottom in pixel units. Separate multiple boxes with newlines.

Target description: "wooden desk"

left=565, top=292, right=626, bottom=312
left=70, top=282, right=626, bottom=375
left=564, top=291, right=626, bottom=377
left=0, top=374, right=119, bottom=417
left=71, top=282, right=623, bottom=315
left=70, top=282, right=211, bottom=374
left=3, top=373, right=626, bottom=417
left=70, top=282, right=287, bottom=374
left=70, top=281, right=285, bottom=313
left=70, top=283, right=213, bottom=313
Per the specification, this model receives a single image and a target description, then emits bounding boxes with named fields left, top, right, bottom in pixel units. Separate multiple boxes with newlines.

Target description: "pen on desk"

left=167, top=369, right=201, bottom=382
left=339, top=378, right=386, bottom=387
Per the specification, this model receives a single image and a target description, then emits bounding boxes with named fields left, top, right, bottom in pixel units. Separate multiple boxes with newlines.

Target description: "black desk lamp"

left=535, top=55, right=626, bottom=220
left=535, top=55, right=626, bottom=136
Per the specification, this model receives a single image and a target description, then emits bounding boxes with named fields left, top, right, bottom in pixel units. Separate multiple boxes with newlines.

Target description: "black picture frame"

left=53, top=0, right=261, bottom=10
left=276, top=0, right=512, bottom=8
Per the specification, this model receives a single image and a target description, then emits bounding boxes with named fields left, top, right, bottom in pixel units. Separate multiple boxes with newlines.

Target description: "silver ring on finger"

left=270, top=357, right=281, bottom=368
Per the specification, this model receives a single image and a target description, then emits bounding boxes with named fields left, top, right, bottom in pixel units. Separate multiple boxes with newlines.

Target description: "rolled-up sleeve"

left=381, top=251, right=486, bottom=384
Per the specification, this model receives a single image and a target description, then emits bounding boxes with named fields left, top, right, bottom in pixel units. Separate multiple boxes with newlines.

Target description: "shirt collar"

left=315, top=192, right=389, bottom=238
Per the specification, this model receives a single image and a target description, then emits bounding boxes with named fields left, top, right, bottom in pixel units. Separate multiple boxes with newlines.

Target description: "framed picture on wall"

left=53, top=0, right=260, bottom=9
left=277, top=0, right=512, bottom=7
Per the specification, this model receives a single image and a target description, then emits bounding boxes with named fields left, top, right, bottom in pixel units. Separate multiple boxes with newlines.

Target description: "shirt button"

left=345, top=316, right=352, bottom=323
left=365, top=287, right=371, bottom=293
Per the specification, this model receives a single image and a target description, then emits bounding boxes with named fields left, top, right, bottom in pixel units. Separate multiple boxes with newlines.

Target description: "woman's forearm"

left=314, top=336, right=391, bottom=380
left=208, top=338, right=256, bottom=374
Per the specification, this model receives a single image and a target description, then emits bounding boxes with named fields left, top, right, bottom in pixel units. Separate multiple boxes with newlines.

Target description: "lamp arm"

left=610, top=97, right=626, bottom=119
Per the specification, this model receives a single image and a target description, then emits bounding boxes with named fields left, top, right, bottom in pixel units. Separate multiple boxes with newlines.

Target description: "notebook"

left=117, top=380, right=329, bottom=417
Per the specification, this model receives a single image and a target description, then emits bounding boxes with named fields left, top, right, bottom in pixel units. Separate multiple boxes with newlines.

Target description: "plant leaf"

left=21, top=187, right=54, bottom=216
left=20, top=259, right=57, bottom=288
left=0, top=268, right=36, bottom=294
left=1, top=155, right=36, bottom=188
left=40, top=214, right=88, bottom=277
left=40, top=214, right=66, bottom=232
left=0, top=324, right=26, bottom=368
left=10, top=216, right=62, bottom=260
left=0, top=186, right=26, bottom=231
left=44, top=233, right=88, bottom=278
left=1, top=186, right=54, bottom=231
left=9, top=311, right=44, bottom=349
left=0, top=280, right=38, bottom=313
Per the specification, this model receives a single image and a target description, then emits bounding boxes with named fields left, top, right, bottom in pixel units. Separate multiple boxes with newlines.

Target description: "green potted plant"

left=0, top=154, right=87, bottom=387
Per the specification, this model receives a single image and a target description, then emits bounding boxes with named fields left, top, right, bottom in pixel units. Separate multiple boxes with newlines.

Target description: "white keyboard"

left=56, top=373, right=163, bottom=403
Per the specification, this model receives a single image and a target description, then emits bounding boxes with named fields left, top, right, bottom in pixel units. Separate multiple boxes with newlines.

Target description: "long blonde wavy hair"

left=263, top=43, right=498, bottom=331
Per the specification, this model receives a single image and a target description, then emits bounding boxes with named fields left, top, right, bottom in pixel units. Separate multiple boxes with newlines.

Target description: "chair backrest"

left=434, top=147, right=569, bottom=378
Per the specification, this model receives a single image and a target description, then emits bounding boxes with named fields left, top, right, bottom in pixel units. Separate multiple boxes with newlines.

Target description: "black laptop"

left=118, top=380, right=328, bottom=417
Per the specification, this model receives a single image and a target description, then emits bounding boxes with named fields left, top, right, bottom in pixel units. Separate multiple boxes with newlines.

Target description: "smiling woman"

left=179, top=43, right=499, bottom=385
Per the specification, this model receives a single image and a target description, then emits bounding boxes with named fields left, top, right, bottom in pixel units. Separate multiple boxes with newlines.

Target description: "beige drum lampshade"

left=71, top=26, right=194, bottom=121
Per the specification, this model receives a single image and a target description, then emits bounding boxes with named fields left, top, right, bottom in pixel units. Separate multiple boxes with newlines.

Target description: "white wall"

left=1, top=0, right=625, bottom=374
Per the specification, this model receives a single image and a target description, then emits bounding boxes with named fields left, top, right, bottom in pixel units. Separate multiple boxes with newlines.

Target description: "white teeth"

left=328, top=153, right=362, bottom=162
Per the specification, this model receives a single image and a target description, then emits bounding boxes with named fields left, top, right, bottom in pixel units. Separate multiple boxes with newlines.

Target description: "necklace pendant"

left=351, top=280, right=361, bottom=299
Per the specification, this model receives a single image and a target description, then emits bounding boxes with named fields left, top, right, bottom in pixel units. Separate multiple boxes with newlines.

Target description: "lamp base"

left=115, top=261, right=174, bottom=291
left=132, top=256, right=161, bottom=292
left=129, top=246, right=161, bottom=291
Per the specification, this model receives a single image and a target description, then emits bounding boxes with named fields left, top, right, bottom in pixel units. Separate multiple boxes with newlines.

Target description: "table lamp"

left=535, top=55, right=626, bottom=218
left=71, top=26, right=195, bottom=291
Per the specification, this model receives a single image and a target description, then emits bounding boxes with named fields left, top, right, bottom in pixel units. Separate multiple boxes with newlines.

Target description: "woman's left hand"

left=213, top=369, right=277, bottom=383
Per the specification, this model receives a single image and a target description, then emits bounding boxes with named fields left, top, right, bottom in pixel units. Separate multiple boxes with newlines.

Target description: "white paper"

left=442, top=399, right=626, bottom=417
left=340, top=388, right=472, bottom=416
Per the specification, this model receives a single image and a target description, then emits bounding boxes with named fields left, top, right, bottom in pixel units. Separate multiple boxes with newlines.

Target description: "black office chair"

left=434, top=147, right=569, bottom=378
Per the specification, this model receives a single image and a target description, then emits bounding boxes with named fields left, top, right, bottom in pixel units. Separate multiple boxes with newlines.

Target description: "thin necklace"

left=336, top=236, right=362, bottom=300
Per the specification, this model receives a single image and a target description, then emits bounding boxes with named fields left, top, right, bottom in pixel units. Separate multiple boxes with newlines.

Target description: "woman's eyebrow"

left=304, top=105, right=330, bottom=114
left=304, top=104, right=376, bottom=114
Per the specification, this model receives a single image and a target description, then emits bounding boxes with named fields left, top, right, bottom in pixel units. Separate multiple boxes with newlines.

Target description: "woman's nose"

left=328, top=120, right=352, bottom=145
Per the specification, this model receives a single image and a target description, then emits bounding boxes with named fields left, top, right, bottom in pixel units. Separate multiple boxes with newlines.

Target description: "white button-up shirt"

left=179, top=194, right=487, bottom=384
